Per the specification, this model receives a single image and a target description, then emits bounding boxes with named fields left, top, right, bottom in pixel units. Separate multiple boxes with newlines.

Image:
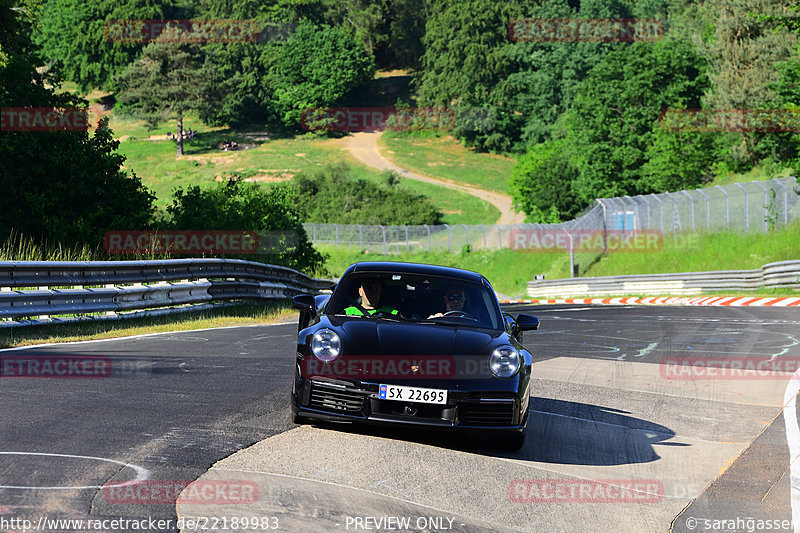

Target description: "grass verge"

left=0, top=302, right=295, bottom=349
left=317, top=224, right=800, bottom=297
left=587, top=224, right=800, bottom=277
left=110, top=115, right=499, bottom=225
left=379, top=132, right=516, bottom=194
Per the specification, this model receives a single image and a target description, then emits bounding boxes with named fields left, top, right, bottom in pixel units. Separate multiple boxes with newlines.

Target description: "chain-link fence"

left=303, top=176, right=799, bottom=254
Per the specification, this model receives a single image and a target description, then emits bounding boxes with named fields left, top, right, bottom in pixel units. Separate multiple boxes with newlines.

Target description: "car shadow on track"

left=300, top=397, right=684, bottom=466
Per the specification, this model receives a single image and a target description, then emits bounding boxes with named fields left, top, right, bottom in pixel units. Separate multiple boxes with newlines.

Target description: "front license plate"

left=378, top=384, right=447, bottom=404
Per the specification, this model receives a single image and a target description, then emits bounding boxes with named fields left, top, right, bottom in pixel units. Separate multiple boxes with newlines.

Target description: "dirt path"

left=345, top=131, right=525, bottom=224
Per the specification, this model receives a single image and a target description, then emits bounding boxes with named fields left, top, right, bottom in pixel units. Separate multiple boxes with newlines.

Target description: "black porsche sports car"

left=290, top=261, right=540, bottom=450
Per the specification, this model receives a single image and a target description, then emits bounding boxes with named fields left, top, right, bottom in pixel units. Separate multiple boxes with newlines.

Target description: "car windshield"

left=328, top=272, right=502, bottom=330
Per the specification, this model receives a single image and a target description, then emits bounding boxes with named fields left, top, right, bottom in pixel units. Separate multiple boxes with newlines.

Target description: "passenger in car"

left=345, top=278, right=399, bottom=316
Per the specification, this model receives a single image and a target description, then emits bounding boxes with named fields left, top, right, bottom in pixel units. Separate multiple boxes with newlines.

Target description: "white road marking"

left=635, top=342, right=659, bottom=358
left=0, top=451, right=149, bottom=490
left=783, top=370, right=800, bottom=533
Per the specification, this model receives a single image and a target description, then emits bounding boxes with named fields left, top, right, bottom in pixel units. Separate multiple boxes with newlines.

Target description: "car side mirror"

left=293, top=294, right=318, bottom=332
left=515, top=314, right=539, bottom=331
left=292, top=294, right=317, bottom=314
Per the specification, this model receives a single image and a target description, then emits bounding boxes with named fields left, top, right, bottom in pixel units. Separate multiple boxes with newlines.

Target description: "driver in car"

left=428, top=286, right=466, bottom=318
left=345, top=278, right=399, bottom=316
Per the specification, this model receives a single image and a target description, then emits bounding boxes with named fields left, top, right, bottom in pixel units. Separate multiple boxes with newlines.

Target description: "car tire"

left=503, top=432, right=526, bottom=451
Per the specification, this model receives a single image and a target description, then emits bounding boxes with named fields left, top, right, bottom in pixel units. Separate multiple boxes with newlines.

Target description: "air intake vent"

left=309, top=383, right=365, bottom=413
left=459, top=400, right=515, bottom=426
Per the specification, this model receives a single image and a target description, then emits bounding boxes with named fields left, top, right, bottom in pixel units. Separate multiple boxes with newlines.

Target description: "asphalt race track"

left=1, top=305, right=799, bottom=533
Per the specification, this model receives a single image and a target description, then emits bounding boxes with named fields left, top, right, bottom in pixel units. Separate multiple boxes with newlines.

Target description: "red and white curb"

left=499, top=296, right=800, bottom=307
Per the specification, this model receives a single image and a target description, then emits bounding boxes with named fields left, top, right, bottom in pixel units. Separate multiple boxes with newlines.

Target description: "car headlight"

left=489, top=346, right=520, bottom=378
left=311, top=329, right=341, bottom=362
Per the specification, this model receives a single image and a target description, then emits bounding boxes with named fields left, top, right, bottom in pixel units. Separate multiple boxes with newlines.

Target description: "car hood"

left=325, top=317, right=504, bottom=356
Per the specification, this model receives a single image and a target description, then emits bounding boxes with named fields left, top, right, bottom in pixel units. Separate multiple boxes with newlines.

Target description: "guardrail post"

left=378, top=225, right=387, bottom=254
left=334, top=224, right=339, bottom=246
left=312, top=224, right=316, bottom=242
left=498, top=226, right=502, bottom=248
left=424, top=225, right=431, bottom=251
left=464, top=224, right=470, bottom=246
left=753, top=181, right=770, bottom=232
left=650, top=194, right=664, bottom=233
left=482, top=225, right=487, bottom=247
left=735, top=183, right=749, bottom=232
left=565, top=231, right=575, bottom=278
left=640, top=196, right=652, bottom=229
left=358, top=225, right=363, bottom=248
left=696, top=189, right=710, bottom=231
left=681, top=190, right=695, bottom=231
left=403, top=225, right=409, bottom=250
left=597, top=200, right=608, bottom=253
left=445, top=224, right=451, bottom=252
left=775, top=179, right=789, bottom=227
left=715, top=186, right=729, bottom=230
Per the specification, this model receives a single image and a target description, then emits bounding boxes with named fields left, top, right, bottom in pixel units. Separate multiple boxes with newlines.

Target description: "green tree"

left=509, top=139, right=581, bottom=222
left=699, top=0, right=798, bottom=161
left=415, top=0, right=524, bottom=151
left=289, top=164, right=441, bottom=225
left=567, top=38, right=709, bottom=202
left=167, top=179, right=324, bottom=272
left=35, top=0, right=171, bottom=92
left=323, top=0, right=430, bottom=69
left=641, top=127, right=718, bottom=191
left=507, top=0, right=642, bottom=147
left=115, top=36, right=210, bottom=156
left=0, top=0, right=156, bottom=248
left=191, top=0, right=323, bottom=127
left=271, top=20, right=375, bottom=128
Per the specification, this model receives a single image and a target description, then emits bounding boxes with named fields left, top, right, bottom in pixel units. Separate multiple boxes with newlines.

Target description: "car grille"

left=309, top=383, right=365, bottom=413
left=459, top=400, right=515, bottom=426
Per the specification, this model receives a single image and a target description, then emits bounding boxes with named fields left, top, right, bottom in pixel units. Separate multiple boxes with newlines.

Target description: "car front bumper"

left=291, top=377, right=529, bottom=433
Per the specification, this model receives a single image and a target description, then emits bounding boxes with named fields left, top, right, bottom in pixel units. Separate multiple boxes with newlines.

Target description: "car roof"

left=343, top=261, right=488, bottom=284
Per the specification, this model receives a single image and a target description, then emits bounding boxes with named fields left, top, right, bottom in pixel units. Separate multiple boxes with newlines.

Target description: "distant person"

left=345, top=278, right=398, bottom=316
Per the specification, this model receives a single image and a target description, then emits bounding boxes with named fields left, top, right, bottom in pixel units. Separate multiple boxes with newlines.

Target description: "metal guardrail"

left=0, top=259, right=334, bottom=325
left=527, top=260, right=800, bottom=298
